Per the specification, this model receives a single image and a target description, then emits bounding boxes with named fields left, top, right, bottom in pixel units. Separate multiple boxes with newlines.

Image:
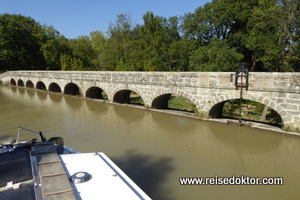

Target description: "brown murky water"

left=1, top=85, right=300, bottom=200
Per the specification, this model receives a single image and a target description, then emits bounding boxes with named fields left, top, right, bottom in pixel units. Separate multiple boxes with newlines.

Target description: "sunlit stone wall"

left=1, top=71, right=300, bottom=130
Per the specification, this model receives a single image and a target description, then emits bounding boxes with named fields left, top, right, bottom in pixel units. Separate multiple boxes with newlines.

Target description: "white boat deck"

left=60, top=152, right=151, bottom=200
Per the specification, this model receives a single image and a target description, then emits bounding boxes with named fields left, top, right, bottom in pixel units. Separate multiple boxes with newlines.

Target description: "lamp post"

left=235, top=63, right=249, bottom=125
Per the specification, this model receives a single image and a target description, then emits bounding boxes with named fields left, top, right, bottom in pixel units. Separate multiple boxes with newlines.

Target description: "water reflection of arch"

left=10, top=79, right=16, bottom=86
left=112, top=105, right=146, bottom=125
left=151, top=89, right=199, bottom=110
left=36, top=81, right=47, bottom=90
left=86, top=99, right=109, bottom=114
left=209, top=97, right=284, bottom=127
left=49, top=82, right=62, bottom=93
left=86, top=86, right=108, bottom=100
left=36, top=89, right=48, bottom=100
left=26, top=80, right=34, bottom=88
left=113, top=88, right=145, bottom=105
left=150, top=111, right=198, bottom=133
left=26, top=88, right=36, bottom=97
left=207, top=122, right=281, bottom=151
left=64, top=95, right=83, bottom=109
left=49, top=92, right=63, bottom=103
left=17, top=79, right=25, bottom=87
left=10, top=85, right=17, bottom=93
left=64, top=83, right=80, bottom=96
left=17, top=87, right=26, bottom=95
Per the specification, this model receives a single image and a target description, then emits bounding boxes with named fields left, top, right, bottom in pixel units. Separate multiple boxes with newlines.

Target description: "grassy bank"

left=168, top=95, right=198, bottom=113
left=223, top=100, right=283, bottom=127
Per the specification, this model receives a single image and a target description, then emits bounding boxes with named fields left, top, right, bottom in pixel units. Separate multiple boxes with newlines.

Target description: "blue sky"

left=1, top=0, right=210, bottom=39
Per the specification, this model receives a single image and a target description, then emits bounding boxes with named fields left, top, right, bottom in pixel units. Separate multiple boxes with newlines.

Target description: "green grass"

left=168, top=95, right=198, bottom=113
left=130, top=96, right=144, bottom=105
left=223, top=100, right=282, bottom=127
left=127, top=94, right=198, bottom=113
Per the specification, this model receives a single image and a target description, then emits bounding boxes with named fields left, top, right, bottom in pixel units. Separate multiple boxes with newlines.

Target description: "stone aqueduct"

left=1, top=71, right=300, bottom=130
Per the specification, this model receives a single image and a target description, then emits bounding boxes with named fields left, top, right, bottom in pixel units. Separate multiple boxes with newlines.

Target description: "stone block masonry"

left=1, top=71, right=300, bottom=131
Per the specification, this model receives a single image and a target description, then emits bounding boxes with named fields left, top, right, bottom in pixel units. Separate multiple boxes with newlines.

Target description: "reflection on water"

left=1, top=85, right=300, bottom=200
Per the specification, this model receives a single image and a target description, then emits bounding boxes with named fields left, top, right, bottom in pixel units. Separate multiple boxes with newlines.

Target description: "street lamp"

left=235, top=63, right=249, bottom=125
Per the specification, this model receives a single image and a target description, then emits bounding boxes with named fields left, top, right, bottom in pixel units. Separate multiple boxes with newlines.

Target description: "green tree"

left=189, top=38, right=244, bottom=71
left=0, top=14, right=45, bottom=71
left=139, top=12, right=168, bottom=71
left=90, top=31, right=107, bottom=70
left=100, top=14, right=136, bottom=71
left=68, top=36, right=96, bottom=69
left=41, top=35, right=71, bottom=70
left=60, top=53, right=84, bottom=71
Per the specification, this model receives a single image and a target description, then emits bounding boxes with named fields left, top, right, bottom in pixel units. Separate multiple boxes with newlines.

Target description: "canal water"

left=1, top=85, right=300, bottom=200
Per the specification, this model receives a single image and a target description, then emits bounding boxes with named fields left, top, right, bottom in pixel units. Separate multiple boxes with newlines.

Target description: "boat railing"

left=16, top=126, right=45, bottom=144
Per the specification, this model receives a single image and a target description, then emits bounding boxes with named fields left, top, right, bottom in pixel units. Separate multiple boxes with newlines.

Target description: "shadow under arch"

left=209, top=99, right=283, bottom=128
left=152, top=93, right=197, bottom=113
left=152, top=94, right=172, bottom=109
left=49, top=82, right=61, bottom=93
left=26, top=80, right=34, bottom=89
left=64, top=83, right=80, bottom=96
left=10, top=79, right=16, bottom=86
left=113, top=89, right=144, bottom=105
left=86, top=86, right=108, bottom=100
left=17, top=79, right=24, bottom=87
left=36, top=81, right=47, bottom=90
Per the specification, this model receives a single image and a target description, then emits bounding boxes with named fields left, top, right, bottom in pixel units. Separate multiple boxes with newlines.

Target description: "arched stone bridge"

left=1, top=71, right=300, bottom=130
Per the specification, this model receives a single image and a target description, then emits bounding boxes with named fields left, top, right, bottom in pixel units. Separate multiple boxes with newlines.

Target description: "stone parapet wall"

left=1, top=71, right=300, bottom=130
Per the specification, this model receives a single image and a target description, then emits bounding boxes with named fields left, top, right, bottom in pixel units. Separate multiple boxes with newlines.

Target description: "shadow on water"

left=113, top=149, right=174, bottom=200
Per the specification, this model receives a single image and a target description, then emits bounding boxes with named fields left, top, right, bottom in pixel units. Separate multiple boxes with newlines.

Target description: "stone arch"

left=86, top=86, right=108, bottom=100
left=10, top=78, right=16, bottom=86
left=112, top=87, right=145, bottom=105
left=64, top=83, right=80, bottom=96
left=49, top=82, right=61, bottom=93
left=36, top=81, right=47, bottom=90
left=150, top=88, right=200, bottom=111
left=17, top=79, right=25, bottom=87
left=26, top=80, right=34, bottom=88
left=152, top=94, right=172, bottom=109
left=208, top=94, right=287, bottom=126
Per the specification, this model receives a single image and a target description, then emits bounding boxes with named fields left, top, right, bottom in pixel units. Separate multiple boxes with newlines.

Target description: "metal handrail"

left=16, top=126, right=42, bottom=144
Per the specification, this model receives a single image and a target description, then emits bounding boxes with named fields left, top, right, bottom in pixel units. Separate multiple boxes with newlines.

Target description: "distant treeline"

left=0, top=0, right=299, bottom=72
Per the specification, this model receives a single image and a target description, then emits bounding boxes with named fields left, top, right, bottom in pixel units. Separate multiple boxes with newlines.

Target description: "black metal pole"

left=239, top=72, right=243, bottom=125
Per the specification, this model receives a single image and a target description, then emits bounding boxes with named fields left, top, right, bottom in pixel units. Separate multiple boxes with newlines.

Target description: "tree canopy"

left=1, top=0, right=299, bottom=72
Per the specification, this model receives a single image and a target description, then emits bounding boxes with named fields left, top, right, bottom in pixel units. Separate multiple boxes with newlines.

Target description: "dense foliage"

left=1, top=0, right=299, bottom=72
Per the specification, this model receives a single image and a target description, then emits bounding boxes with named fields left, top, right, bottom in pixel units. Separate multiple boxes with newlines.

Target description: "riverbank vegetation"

left=223, top=100, right=283, bottom=127
left=0, top=0, right=299, bottom=72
